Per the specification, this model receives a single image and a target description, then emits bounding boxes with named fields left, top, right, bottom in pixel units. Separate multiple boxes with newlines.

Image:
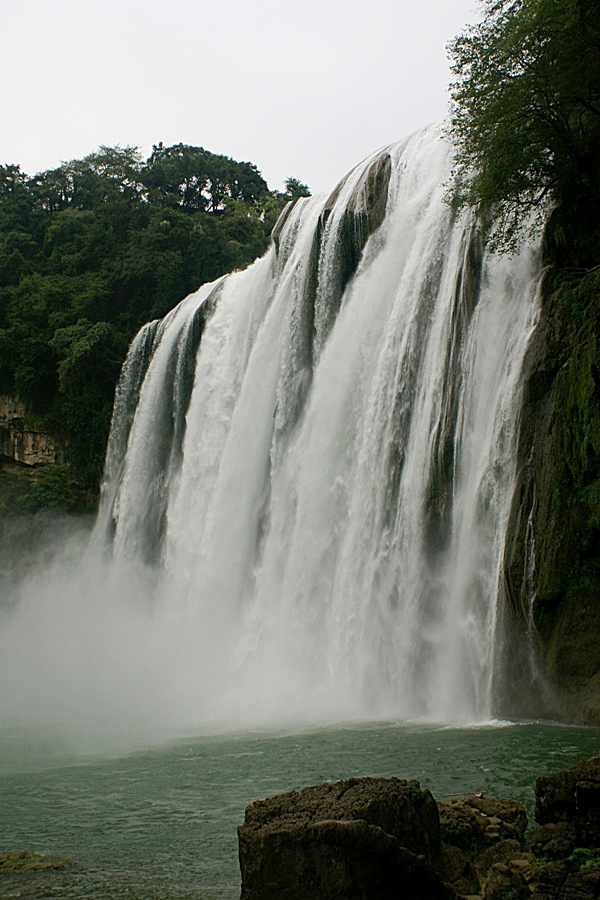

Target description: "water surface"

left=1, top=720, right=598, bottom=898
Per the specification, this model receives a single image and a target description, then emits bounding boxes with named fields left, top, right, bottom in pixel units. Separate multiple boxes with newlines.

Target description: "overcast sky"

left=2, top=0, right=479, bottom=195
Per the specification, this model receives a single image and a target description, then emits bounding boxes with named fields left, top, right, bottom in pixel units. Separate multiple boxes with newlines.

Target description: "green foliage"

left=26, top=465, right=89, bottom=512
left=439, top=821, right=488, bottom=859
left=284, top=177, right=311, bottom=199
left=143, top=143, right=271, bottom=211
left=0, top=465, right=88, bottom=512
left=569, top=847, right=600, bottom=870
left=448, top=0, right=600, bottom=252
left=0, top=144, right=292, bottom=503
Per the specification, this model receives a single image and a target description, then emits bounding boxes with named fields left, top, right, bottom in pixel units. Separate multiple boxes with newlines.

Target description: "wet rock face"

left=439, top=796, right=528, bottom=854
left=529, top=756, right=600, bottom=898
left=535, top=756, right=600, bottom=842
left=438, top=798, right=533, bottom=899
left=501, top=270, right=600, bottom=726
left=237, top=776, right=449, bottom=899
left=0, top=396, right=65, bottom=467
left=439, top=843, right=480, bottom=896
left=531, top=822, right=577, bottom=860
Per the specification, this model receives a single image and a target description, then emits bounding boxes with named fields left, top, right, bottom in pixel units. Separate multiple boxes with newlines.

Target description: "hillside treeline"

left=0, top=144, right=296, bottom=500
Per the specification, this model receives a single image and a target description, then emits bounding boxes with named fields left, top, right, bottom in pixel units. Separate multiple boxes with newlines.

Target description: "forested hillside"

left=0, top=144, right=303, bottom=506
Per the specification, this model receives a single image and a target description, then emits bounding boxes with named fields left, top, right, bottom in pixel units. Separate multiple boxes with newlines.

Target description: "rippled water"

left=1, top=721, right=598, bottom=898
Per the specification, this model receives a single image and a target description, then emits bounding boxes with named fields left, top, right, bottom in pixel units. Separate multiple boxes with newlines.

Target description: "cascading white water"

left=0, top=125, right=542, bottom=734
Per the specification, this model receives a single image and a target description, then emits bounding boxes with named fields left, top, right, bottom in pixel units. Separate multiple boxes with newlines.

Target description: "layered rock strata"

left=0, top=396, right=65, bottom=467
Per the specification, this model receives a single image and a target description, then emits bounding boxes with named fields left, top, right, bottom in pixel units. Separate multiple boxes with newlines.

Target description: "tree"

left=29, top=146, right=144, bottom=212
left=142, top=143, right=270, bottom=212
left=284, top=177, right=311, bottom=200
left=0, top=142, right=296, bottom=502
left=448, top=0, right=600, bottom=252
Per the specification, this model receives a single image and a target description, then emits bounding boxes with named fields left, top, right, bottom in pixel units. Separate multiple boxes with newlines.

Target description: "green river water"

left=0, top=719, right=598, bottom=898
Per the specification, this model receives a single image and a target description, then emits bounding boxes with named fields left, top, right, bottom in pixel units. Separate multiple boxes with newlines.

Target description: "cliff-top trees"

left=448, top=0, right=600, bottom=256
left=0, top=145, right=290, bottom=499
left=284, top=177, right=311, bottom=199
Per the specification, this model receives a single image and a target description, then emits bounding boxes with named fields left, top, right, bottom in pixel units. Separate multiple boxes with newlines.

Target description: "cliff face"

left=503, top=268, right=600, bottom=725
left=0, top=396, right=65, bottom=468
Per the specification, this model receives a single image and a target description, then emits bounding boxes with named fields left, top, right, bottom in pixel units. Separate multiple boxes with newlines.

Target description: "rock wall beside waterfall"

left=504, top=268, right=600, bottom=726
left=0, top=397, right=85, bottom=511
left=0, top=397, right=65, bottom=468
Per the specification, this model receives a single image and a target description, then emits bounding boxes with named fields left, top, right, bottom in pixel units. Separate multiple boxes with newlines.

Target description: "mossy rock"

left=0, top=851, right=74, bottom=872
left=502, top=265, right=600, bottom=722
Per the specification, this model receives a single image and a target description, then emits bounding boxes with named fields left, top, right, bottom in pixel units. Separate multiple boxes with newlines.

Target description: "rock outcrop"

left=438, top=795, right=528, bottom=855
left=535, top=756, right=600, bottom=842
left=238, top=776, right=450, bottom=899
left=239, top=756, right=600, bottom=899
left=502, top=268, right=600, bottom=726
left=0, top=396, right=65, bottom=467
left=529, top=756, right=600, bottom=898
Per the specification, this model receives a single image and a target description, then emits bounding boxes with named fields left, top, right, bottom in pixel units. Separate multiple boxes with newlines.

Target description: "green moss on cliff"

left=527, top=270, right=600, bottom=715
left=0, top=463, right=90, bottom=512
left=503, top=252, right=600, bottom=721
left=536, top=271, right=600, bottom=616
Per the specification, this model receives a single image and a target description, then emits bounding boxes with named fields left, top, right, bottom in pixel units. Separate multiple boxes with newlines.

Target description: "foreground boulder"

left=535, top=755, right=600, bottom=840
left=239, top=756, right=600, bottom=899
left=529, top=755, right=600, bottom=897
left=238, top=776, right=451, bottom=899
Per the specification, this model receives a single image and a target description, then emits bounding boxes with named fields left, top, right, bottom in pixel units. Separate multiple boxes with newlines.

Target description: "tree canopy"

left=448, top=0, right=600, bottom=254
left=284, top=177, right=312, bottom=200
left=0, top=144, right=291, bottom=499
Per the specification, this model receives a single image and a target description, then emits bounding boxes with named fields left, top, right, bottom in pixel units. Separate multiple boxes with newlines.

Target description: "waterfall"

left=0, top=124, right=542, bottom=733
left=94, top=123, right=541, bottom=726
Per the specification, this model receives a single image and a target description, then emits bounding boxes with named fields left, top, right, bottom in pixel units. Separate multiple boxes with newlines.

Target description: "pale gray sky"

left=2, top=0, right=478, bottom=195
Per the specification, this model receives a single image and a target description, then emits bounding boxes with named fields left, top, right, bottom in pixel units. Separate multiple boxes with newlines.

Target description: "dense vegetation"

left=0, top=144, right=300, bottom=504
left=449, top=0, right=600, bottom=257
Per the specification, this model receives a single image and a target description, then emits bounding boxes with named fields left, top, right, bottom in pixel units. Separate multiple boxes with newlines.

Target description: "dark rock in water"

left=0, top=851, right=76, bottom=899
left=0, top=852, right=73, bottom=872
left=535, top=755, right=600, bottom=844
left=237, top=776, right=452, bottom=899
